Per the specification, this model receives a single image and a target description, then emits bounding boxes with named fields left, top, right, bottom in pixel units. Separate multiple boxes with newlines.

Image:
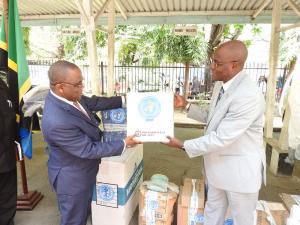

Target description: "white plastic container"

left=91, top=145, right=143, bottom=225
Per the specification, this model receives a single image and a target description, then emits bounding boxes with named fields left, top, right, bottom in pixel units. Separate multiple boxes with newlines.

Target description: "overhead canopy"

left=0, top=0, right=300, bottom=26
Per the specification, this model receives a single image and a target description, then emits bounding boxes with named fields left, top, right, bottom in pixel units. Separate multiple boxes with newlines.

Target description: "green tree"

left=204, top=24, right=262, bottom=92
left=118, top=25, right=207, bottom=98
left=22, top=27, right=31, bottom=56
left=63, top=29, right=107, bottom=60
left=279, top=29, right=300, bottom=80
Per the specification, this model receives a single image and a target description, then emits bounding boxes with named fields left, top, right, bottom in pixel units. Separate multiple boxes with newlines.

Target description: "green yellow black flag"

left=0, top=0, right=33, bottom=159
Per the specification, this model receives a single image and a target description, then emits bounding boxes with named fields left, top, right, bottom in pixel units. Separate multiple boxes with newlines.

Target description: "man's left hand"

left=162, top=136, right=184, bottom=150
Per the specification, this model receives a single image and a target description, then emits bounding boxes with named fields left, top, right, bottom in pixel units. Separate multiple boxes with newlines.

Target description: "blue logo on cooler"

left=110, top=108, right=126, bottom=123
left=195, top=214, right=205, bottom=224
left=138, top=96, right=161, bottom=121
left=99, top=184, right=115, bottom=201
left=224, top=218, right=234, bottom=225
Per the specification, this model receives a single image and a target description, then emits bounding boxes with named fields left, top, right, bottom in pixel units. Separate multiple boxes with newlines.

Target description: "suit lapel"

left=49, top=93, right=98, bottom=127
left=206, top=71, right=247, bottom=128
left=206, top=81, right=223, bottom=125
left=79, top=100, right=100, bottom=125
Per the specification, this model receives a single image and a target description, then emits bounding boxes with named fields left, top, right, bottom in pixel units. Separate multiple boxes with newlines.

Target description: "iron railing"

left=28, top=60, right=287, bottom=100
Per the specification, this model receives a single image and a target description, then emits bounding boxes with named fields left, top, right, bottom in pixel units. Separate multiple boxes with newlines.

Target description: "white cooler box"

left=92, top=144, right=143, bottom=225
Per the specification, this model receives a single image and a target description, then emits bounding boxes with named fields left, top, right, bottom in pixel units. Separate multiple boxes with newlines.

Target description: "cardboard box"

left=91, top=145, right=143, bottom=225
left=279, top=193, right=300, bottom=212
left=139, top=183, right=178, bottom=223
left=177, top=178, right=205, bottom=225
left=256, top=201, right=289, bottom=225
left=225, top=201, right=289, bottom=225
left=139, top=214, right=174, bottom=225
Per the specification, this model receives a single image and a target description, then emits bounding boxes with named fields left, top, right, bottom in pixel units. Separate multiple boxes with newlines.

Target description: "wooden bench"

left=265, top=138, right=290, bottom=176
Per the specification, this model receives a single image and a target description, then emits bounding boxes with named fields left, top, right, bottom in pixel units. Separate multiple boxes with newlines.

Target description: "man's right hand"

left=124, top=135, right=142, bottom=148
left=174, top=94, right=188, bottom=108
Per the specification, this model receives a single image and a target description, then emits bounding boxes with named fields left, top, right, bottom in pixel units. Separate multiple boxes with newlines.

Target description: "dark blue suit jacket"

left=42, top=92, right=124, bottom=195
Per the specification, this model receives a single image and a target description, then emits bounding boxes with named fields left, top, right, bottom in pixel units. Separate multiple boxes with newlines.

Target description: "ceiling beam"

left=22, top=10, right=277, bottom=18
left=74, top=0, right=89, bottom=25
left=19, top=11, right=300, bottom=26
left=280, top=22, right=300, bottom=32
left=251, top=0, right=272, bottom=20
left=115, top=0, right=128, bottom=20
left=287, top=0, right=300, bottom=17
left=94, top=0, right=112, bottom=22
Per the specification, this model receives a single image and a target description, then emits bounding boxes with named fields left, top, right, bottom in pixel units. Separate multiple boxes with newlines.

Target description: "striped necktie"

left=73, top=101, right=90, bottom=119
left=216, top=86, right=224, bottom=106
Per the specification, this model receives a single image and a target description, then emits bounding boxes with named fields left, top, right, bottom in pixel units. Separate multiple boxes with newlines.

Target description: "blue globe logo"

left=99, top=184, right=114, bottom=201
left=195, top=214, right=205, bottom=223
left=110, top=108, right=126, bottom=123
left=138, top=96, right=161, bottom=121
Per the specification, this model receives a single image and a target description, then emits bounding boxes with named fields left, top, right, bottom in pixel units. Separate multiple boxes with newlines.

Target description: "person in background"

left=42, top=60, right=141, bottom=225
left=258, top=75, right=267, bottom=97
left=191, top=76, right=201, bottom=97
left=175, top=78, right=183, bottom=95
left=0, top=74, right=17, bottom=225
left=114, top=81, right=121, bottom=96
left=283, top=60, right=300, bottom=165
left=163, top=40, right=266, bottom=225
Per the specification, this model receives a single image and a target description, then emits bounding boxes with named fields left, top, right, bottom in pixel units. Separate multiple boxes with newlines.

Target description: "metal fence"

left=28, top=60, right=287, bottom=100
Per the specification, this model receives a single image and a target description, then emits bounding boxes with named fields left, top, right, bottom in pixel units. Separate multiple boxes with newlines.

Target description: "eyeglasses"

left=209, top=58, right=239, bottom=68
left=50, top=81, right=84, bottom=88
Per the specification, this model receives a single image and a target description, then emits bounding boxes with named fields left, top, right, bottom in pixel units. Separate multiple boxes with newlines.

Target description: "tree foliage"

left=63, top=29, right=107, bottom=60
left=118, top=25, right=207, bottom=65
left=279, top=29, right=300, bottom=78
left=279, top=29, right=300, bottom=66
left=22, top=27, right=31, bottom=56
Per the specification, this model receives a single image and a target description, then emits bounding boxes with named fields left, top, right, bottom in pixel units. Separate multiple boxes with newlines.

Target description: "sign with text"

left=127, top=92, right=174, bottom=142
left=174, top=26, right=197, bottom=36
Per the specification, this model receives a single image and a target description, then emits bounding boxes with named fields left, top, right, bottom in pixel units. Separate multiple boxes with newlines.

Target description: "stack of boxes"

left=139, top=182, right=178, bottom=225
left=91, top=144, right=143, bottom=225
left=91, top=108, right=143, bottom=225
left=280, top=193, right=300, bottom=213
left=255, top=201, right=289, bottom=225
left=224, top=201, right=289, bottom=225
left=177, top=178, right=205, bottom=225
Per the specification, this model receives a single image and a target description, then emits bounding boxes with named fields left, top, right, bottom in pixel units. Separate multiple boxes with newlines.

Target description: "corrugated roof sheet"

left=0, top=0, right=299, bottom=25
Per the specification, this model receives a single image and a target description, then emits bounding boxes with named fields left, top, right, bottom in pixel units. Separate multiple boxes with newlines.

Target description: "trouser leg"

left=204, top=183, right=228, bottom=225
left=0, top=169, right=17, bottom=225
left=227, top=191, right=258, bottom=225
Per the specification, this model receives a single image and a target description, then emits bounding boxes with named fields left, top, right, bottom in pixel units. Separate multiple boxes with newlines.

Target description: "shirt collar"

left=222, top=71, right=241, bottom=91
left=50, top=90, right=75, bottom=106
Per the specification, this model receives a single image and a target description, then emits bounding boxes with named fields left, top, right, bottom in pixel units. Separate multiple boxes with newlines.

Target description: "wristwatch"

left=185, top=103, right=191, bottom=112
left=181, top=146, right=185, bottom=151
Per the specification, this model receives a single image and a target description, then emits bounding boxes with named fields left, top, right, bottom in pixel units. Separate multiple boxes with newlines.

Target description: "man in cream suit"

left=164, top=40, right=266, bottom=225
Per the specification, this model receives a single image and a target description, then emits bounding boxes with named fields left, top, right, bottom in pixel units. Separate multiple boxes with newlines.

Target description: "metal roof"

left=1, top=0, right=300, bottom=26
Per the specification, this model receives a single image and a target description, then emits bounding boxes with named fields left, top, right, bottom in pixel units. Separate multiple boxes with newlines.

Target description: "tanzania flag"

left=0, top=0, right=33, bottom=159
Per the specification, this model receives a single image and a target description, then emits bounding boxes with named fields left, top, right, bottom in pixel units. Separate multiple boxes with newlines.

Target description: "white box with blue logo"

left=91, top=144, right=143, bottom=225
left=127, top=92, right=174, bottom=142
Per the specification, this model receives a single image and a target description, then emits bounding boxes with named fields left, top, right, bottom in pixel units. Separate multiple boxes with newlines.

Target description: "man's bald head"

left=48, top=60, right=80, bottom=87
left=216, top=40, right=248, bottom=67
left=210, top=40, right=248, bottom=82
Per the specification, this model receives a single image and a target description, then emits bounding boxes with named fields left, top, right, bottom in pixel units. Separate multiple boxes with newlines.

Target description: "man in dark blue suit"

left=42, top=60, right=140, bottom=225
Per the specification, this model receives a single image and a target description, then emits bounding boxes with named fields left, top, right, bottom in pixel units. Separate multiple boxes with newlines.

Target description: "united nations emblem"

left=110, top=108, right=126, bottom=123
left=99, top=184, right=115, bottom=201
left=138, top=96, right=161, bottom=121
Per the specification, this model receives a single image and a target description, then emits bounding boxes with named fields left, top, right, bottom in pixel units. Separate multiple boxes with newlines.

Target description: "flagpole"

left=3, top=0, right=43, bottom=210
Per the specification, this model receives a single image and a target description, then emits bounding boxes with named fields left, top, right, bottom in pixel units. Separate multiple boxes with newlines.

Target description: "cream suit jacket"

left=184, top=71, right=266, bottom=193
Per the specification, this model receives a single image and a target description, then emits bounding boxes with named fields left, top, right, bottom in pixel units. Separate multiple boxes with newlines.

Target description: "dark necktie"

left=216, top=86, right=224, bottom=106
left=73, top=101, right=90, bottom=119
